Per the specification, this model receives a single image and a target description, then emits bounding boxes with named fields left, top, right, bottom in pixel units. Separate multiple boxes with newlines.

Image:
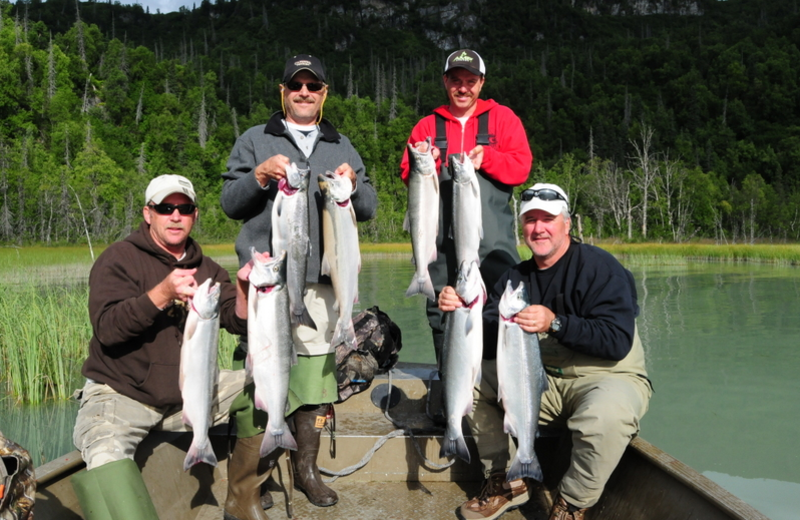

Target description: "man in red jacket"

left=399, top=48, right=533, bottom=376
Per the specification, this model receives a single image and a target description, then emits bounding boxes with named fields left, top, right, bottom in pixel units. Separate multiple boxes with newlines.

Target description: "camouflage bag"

left=335, top=306, right=402, bottom=403
left=0, top=431, right=35, bottom=520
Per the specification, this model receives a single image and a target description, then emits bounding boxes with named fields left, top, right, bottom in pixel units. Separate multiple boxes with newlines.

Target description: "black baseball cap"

left=444, top=49, right=486, bottom=77
left=282, top=54, right=326, bottom=84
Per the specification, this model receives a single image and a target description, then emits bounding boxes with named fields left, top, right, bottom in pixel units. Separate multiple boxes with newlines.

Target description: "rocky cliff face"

left=577, top=0, right=704, bottom=16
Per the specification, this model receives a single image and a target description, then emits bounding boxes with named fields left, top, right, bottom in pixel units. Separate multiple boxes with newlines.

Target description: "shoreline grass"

left=3, top=240, right=800, bottom=403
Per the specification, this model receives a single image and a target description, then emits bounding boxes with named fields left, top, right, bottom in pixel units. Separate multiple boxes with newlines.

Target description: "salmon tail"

left=183, top=439, right=218, bottom=471
left=332, top=318, right=358, bottom=352
left=405, top=271, right=436, bottom=301
left=439, top=429, right=471, bottom=464
left=292, top=306, right=318, bottom=330
left=260, top=427, right=298, bottom=458
left=507, top=455, right=543, bottom=483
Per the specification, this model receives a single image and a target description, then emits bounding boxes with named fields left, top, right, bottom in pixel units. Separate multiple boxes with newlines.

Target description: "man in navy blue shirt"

left=439, top=183, right=652, bottom=520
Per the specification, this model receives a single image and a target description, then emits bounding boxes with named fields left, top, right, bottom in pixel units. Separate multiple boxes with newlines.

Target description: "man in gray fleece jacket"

left=220, top=54, right=377, bottom=520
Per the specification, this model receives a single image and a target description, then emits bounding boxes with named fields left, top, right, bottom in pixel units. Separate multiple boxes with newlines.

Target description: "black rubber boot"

left=224, top=433, right=282, bottom=520
left=291, top=404, right=338, bottom=507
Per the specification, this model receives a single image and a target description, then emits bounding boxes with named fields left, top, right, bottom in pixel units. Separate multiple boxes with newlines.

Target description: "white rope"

left=319, top=368, right=456, bottom=482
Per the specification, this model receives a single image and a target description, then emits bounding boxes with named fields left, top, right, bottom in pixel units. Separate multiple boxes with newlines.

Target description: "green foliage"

left=0, top=0, right=799, bottom=244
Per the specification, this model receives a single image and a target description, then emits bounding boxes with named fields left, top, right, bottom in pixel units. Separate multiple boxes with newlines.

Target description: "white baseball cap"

left=518, top=183, right=569, bottom=217
left=145, top=175, right=197, bottom=205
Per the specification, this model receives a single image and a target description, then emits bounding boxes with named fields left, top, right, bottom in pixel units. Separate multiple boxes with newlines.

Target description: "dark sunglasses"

left=148, top=203, right=196, bottom=215
left=521, top=188, right=569, bottom=206
left=285, top=81, right=325, bottom=92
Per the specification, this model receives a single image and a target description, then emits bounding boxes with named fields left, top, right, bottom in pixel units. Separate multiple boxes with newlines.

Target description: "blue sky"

left=132, top=1, right=196, bottom=14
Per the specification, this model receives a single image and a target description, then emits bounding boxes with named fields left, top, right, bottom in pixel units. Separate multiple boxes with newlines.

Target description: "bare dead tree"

left=47, top=34, right=57, bottom=100
left=75, top=0, right=87, bottom=69
left=198, top=93, right=208, bottom=149
left=231, top=107, right=240, bottom=139
left=135, top=84, right=144, bottom=124
left=629, top=124, right=658, bottom=239
left=389, top=64, right=398, bottom=121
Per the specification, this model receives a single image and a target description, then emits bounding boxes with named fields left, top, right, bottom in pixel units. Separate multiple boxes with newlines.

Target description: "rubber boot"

left=224, top=434, right=282, bottom=520
left=71, top=458, right=159, bottom=520
left=291, top=404, right=338, bottom=507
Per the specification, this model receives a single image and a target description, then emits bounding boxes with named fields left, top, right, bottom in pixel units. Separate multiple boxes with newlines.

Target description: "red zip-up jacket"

left=399, top=98, right=532, bottom=185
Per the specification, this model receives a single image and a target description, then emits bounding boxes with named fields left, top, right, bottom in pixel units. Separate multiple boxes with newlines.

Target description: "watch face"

left=551, top=317, right=562, bottom=332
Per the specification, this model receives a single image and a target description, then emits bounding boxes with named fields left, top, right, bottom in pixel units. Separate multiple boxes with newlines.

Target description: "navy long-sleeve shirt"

left=483, top=239, right=638, bottom=361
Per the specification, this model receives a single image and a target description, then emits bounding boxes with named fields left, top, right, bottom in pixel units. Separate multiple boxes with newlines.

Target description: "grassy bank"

left=593, top=242, right=800, bottom=265
left=0, top=279, right=238, bottom=404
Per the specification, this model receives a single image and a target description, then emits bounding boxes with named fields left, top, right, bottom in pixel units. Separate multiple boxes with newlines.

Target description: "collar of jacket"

left=263, top=111, right=341, bottom=143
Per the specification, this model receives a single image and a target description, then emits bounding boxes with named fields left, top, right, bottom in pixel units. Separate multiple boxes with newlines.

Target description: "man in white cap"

left=221, top=54, right=377, bottom=519
left=71, top=174, right=252, bottom=520
left=399, top=49, right=533, bottom=379
left=439, top=183, right=652, bottom=520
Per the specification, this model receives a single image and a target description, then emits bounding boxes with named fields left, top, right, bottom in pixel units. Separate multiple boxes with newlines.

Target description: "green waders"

left=70, top=458, right=158, bottom=520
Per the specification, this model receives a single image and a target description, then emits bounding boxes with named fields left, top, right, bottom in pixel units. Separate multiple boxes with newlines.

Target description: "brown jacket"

left=81, top=222, right=246, bottom=407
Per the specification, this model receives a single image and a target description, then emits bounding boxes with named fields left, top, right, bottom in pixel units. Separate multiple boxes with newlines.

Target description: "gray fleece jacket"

left=221, top=111, right=377, bottom=279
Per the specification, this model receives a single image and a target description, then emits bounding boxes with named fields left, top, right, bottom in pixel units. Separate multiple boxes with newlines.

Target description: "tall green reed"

left=0, top=283, right=91, bottom=404
left=0, top=280, right=243, bottom=403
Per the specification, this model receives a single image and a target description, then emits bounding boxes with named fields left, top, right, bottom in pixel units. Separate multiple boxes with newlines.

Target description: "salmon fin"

left=254, top=392, right=268, bottom=413
left=507, top=455, right=543, bottom=483
left=320, top=254, right=331, bottom=277
left=403, top=211, right=410, bottom=232
left=261, top=427, right=298, bottom=457
left=183, top=440, right=218, bottom=472
left=440, top=429, right=470, bottom=464
left=292, top=306, right=318, bottom=330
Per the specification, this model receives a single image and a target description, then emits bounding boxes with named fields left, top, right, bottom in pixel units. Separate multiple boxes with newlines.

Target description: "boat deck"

left=33, top=364, right=770, bottom=520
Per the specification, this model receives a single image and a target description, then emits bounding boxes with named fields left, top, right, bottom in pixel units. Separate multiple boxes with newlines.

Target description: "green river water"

left=2, top=254, right=798, bottom=519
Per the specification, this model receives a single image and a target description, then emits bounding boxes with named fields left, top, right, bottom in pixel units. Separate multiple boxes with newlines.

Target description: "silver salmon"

left=496, top=280, right=547, bottom=483
left=319, top=170, right=361, bottom=362
left=440, top=260, right=485, bottom=463
left=404, top=137, right=439, bottom=301
left=272, top=162, right=317, bottom=330
left=247, top=248, right=299, bottom=457
left=179, top=277, right=221, bottom=471
left=450, top=152, right=482, bottom=268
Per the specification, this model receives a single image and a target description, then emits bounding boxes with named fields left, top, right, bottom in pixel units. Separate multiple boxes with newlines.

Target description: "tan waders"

left=290, top=404, right=338, bottom=507
left=224, top=433, right=283, bottom=520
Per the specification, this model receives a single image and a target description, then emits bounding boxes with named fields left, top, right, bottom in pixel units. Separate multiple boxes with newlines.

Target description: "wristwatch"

left=549, top=316, right=563, bottom=333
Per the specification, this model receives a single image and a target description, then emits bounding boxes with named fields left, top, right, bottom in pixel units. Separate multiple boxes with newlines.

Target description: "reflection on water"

left=2, top=255, right=798, bottom=519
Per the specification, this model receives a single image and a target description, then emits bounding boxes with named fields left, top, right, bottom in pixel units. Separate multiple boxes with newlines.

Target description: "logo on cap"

left=452, top=51, right=474, bottom=63
left=295, top=60, right=312, bottom=66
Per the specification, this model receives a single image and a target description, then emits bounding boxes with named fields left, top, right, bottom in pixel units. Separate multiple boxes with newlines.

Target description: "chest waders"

left=427, top=111, right=521, bottom=365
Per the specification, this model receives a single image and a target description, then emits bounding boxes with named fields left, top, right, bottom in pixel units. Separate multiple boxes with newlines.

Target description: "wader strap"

left=434, top=113, right=448, bottom=159
left=476, top=111, right=491, bottom=146
left=434, top=111, right=493, bottom=164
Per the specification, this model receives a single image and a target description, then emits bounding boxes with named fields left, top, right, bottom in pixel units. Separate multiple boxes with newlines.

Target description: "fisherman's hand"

left=468, top=145, right=484, bottom=170
left=437, top=286, right=462, bottom=312
left=514, top=304, right=555, bottom=334
left=335, top=163, right=357, bottom=191
left=413, top=140, right=441, bottom=161
left=235, top=259, right=259, bottom=319
left=254, top=155, right=291, bottom=187
left=149, top=268, right=199, bottom=309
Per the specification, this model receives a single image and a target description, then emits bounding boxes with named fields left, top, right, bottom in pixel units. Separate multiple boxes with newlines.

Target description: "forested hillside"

left=1, top=0, right=799, bottom=245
